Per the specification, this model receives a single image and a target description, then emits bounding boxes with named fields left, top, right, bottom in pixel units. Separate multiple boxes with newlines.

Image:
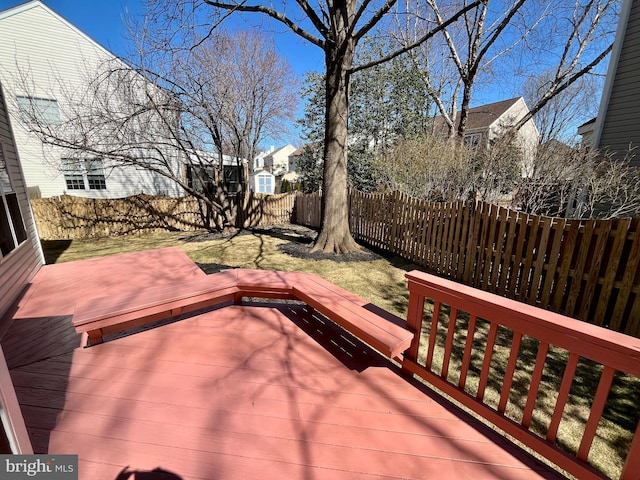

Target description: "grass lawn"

left=41, top=226, right=639, bottom=479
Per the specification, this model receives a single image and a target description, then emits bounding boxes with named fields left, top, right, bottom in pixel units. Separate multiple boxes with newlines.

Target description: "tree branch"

left=295, top=0, right=331, bottom=41
left=353, top=0, right=398, bottom=42
left=203, top=0, right=326, bottom=48
left=351, top=0, right=483, bottom=74
left=514, top=42, right=613, bottom=131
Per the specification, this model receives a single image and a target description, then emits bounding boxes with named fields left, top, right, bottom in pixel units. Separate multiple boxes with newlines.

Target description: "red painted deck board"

left=1, top=248, right=563, bottom=480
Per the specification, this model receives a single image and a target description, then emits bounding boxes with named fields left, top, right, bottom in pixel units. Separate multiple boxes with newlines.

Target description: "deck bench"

left=72, top=268, right=413, bottom=359
left=291, top=275, right=412, bottom=359
left=73, top=271, right=240, bottom=345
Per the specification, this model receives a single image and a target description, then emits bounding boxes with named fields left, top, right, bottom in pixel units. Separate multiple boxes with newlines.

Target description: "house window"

left=0, top=143, right=28, bottom=258
left=464, top=133, right=483, bottom=149
left=223, top=165, right=243, bottom=195
left=16, top=96, right=60, bottom=125
left=61, top=158, right=107, bottom=191
left=257, top=174, right=272, bottom=193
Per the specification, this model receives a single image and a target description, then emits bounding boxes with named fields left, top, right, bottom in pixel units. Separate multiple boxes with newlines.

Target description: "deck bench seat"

left=233, top=269, right=302, bottom=301
left=72, top=268, right=414, bottom=359
left=291, top=275, right=412, bottom=359
left=73, top=271, right=240, bottom=345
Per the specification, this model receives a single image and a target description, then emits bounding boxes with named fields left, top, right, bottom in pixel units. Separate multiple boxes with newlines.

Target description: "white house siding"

left=500, top=99, right=540, bottom=176
left=0, top=80, right=43, bottom=323
left=264, top=144, right=297, bottom=175
left=249, top=170, right=276, bottom=194
left=0, top=1, right=183, bottom=198
left=595, top=0, right=640, bottom=165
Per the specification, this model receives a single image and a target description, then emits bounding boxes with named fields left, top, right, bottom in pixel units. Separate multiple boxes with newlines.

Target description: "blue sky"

left=0, top=0, right=323, bottom=145
left=0, top=0, right=613, bottom=144
left=0, top=0, right=324, bottom=77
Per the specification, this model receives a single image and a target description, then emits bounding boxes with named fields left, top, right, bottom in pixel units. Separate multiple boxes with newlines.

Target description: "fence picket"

left=528, top=216, right=553, bottom=305
left=611, top=220, right=640, bottom=332
left=565, top=221, right=596, bottom=319
left=593, top=219, right=629, bottom=326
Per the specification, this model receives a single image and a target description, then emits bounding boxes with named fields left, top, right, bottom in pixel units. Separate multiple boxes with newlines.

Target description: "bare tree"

left=15, top=29, right=297, bottom=230
left=392, top=0, right=616, bottom=141
left=514, top=143, right=640, bottom=218
left=523, top=71, right=600, bottom=144
left=512, top=0, right=618, bottom=132
left=144, top=0, right=482, bottom=252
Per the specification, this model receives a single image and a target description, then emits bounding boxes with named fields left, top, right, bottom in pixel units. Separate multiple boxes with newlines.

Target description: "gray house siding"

left=0, top=80, right=44, bottom=323
left=596, top=0, right=640, bottom=165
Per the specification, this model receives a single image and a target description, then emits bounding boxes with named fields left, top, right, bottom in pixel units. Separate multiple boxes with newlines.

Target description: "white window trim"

left=62, top=158, right=107, bottom=191
left=0, top=142, right=27, bottom=260
left=257, top=174, right=272, bottom=193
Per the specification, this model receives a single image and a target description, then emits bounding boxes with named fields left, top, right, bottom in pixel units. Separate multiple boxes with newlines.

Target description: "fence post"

left=390, top=191, right=401, bottom=253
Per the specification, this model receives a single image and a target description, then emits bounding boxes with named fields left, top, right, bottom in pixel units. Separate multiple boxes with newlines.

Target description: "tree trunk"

left=312, top=36, right=361, bottom=253
left=456, top=82, right=473, bottom=140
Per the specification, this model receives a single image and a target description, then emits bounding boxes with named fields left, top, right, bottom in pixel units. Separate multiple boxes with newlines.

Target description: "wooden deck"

left=1, top=248, right=563, bottom=479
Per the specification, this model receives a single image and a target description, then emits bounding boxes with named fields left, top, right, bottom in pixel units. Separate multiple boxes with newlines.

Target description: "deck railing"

left=402, top=270, right=640, bottom=480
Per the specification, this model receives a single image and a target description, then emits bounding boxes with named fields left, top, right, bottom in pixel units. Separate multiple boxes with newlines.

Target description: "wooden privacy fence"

left=32, top=192, right=296, bottom=240
left=295, top=190, right=640, bottom=337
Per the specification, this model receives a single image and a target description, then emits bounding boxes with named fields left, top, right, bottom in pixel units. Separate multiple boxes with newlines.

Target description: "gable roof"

left=431, top=97, right=523, bottom=135
left=264, top=144, right=296, bottom=159
left=0, top=0, right=115, bottom=60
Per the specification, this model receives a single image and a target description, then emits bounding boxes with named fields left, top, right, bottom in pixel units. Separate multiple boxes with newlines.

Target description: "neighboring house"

left=252, top=144, right=298, bottom=194
left=431, top=97, right=540, bottom=172
left=577, top=118, right=596, bottom=147
left=262, top=144, right=297, bottom=176
left=0, top=1, right=183, bottom=198
left=0, top=78, right=41, bottom=454
left=586, top=0, right=640, bottom=165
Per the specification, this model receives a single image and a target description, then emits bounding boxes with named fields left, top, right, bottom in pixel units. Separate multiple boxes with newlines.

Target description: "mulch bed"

left=277, top=239, right=382, bottom=263
left=182, top=225, right=383, bottom=263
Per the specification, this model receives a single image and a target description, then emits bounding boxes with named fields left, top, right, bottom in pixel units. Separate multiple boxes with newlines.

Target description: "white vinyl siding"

left=0, top=2, right=184, bottom=198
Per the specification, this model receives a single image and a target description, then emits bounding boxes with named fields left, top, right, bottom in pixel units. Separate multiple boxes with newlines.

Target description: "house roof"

left=431, top=97, right=523, bottom=135
left=290, top=143, right=322, bottom=156
left=578, top=117, right=596, bottom=129
left=291, top=146, right=306, bottom=156
left=0, top=1, right=116, bottom=60
left=263, top=144, right=297, bottom=160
